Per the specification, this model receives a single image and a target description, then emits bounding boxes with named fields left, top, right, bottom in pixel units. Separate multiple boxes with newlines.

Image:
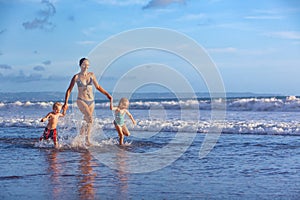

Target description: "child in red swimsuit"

left=40, top=102, right=66, bottom=148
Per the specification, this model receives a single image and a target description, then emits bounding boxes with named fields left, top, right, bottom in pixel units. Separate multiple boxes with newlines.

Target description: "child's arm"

left=60, top=111, right=66, bottom=117
left=40, top=112, right=51, bottom=122
left=110, top=98, right=117, bottom=111
left=125, top=110, right=136, bottom=125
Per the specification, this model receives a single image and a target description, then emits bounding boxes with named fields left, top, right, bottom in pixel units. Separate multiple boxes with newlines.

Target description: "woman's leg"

left=77, top=100, right=94, bottom=145
left=86, top=103, right=95, bottom=145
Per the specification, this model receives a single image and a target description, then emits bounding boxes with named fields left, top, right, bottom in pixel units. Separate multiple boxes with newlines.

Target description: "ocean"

left=0, top=92, right=300, bottom=199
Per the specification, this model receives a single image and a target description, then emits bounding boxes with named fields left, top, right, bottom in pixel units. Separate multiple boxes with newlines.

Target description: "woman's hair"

left=118, top=97, right=129, bottom=107
left=79, top=57, right=88, bottom=66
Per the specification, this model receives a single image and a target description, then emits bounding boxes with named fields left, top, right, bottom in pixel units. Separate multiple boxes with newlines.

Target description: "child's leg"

left=53, top=139, right=58, bottom=149
left=114, top=122, right=124, bottom=145
left=40, top=128, right=48, bottom=141
left=52, top=129, right=58, bottom=149
left=122, top=125, right=130, bottom=137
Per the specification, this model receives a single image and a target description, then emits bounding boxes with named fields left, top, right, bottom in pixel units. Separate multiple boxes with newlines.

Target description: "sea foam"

left=1, top=96, right=300, bottom=111
left=1, top=117, right=300, bottom=135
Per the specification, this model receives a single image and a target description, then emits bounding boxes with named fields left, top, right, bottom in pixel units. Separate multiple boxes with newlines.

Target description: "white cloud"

left=253, top=8, right=300, bottom=15
left=177, top=13, right=206, bottom=21
left=77, top=41, right=97, bottom=46
left=82, top=27, right=96, bottom=36
left=292, top=41, right=300, bottom=45
left=33, top=65, right=46, bottom=71
left=265, top=31, right=300, bottom=40
left=208, top=47, right=237, bottom=53
left=244, top=15, right=283, bottom=20
left=93, top=0, right=147, bottom=6
left=176, top=13, right=213, bottom=26
left=252, top=9, right=280, bottom=15
left=239, top=48, right=277, bottom=56
left=143, top=0, right=186, bottom=9
left=22, top=0, right=56, bottom=31
left=216, top=22, right=256, bottom=32
left=0, top=64, right=12, bottom=70
left=42, top=60, right=51, bottom=65
left=208, top=47, right=277, bottom=56
left=244, top=8, right=288, bottom=20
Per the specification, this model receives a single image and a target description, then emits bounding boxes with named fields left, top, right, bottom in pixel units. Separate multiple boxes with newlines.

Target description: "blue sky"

left=0, top=0, right=299, bottom=95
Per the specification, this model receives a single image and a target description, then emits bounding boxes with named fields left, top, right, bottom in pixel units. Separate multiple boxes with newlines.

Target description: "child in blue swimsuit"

left=110, top=97, right=136, bottom=145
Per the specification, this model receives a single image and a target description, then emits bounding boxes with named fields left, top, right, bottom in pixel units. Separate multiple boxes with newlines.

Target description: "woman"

left=63, top=58, right=112, bottom=146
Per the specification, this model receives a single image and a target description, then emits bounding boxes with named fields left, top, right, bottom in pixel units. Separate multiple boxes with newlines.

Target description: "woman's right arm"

left=63, top=75, right=77, bottom=111
left=110, top=98, right=113, bottom=110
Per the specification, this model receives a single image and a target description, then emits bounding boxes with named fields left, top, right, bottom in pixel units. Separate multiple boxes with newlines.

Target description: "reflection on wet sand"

left=45, top=146, right=130, bottom=199
left=115, top=149, right=129, bottom=199
left=78, top=151, right=97, bottom=200
left=47, top=150, right=62, bottom=199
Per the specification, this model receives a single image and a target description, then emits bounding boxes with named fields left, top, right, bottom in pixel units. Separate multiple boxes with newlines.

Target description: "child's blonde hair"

left=53, top=102, right=62, bottom=110
left=118, top=97, right=129, bottom=107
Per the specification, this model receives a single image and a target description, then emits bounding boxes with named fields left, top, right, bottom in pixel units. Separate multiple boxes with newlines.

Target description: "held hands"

left=110, top=97, right=113, bottom=110
left=107, top=93, right=112, bottom=101
left=62, top=104, right=68, bottom=113
left=62, top=109, right=67, bottom=115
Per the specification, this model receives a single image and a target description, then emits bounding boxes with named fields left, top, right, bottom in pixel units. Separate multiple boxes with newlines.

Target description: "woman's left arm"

left=91, top=73, right=112, bottom=100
